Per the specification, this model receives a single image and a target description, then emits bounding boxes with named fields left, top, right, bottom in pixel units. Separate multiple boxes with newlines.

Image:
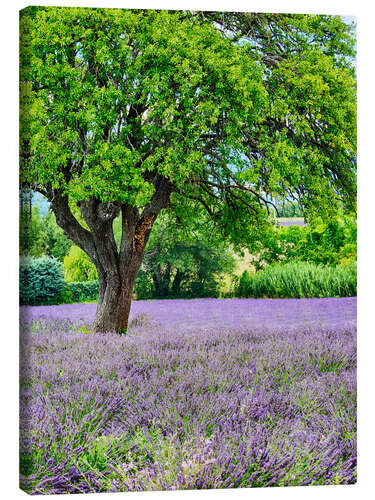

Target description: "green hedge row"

left=236, top=261, right=357, bottom=299
left=20, top=257, right=357, bottom=305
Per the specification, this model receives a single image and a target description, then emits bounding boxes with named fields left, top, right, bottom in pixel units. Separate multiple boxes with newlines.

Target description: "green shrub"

left=134, top=270, right=154, bottom=300
left=19, top=255, right=65, bottom=305
left=63, top=281, right=99, bottom=303
left=235, top=261, right=356, bottom=299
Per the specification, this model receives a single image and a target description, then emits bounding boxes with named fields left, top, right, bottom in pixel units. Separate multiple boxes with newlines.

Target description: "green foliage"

left=20, top=203, right=73, bottom=261
left=81, top=436, right=110, bottom=472
left=39, top=210, right=73, bottom=261
left=19, top=204, right=45, bottom=257
left=251, top=215, right=356, bottom=270
left=236, top=261, right=356, bottom=299
left=62, top=281, right=99, bottom=303
left=261, top=48, right=356, bottom=217
left=134, top=213, right=235, bottom=299
left=21, top=8, right=265, bottom=206
left=275, top=200, right=303, bottom=218
left=134, top=270, right=154, bottom=300
left=19, top=255, right=65, bottom=305
left=20, top=8, right=356, bottom=251
left=64, top=246, right=98, bottom=282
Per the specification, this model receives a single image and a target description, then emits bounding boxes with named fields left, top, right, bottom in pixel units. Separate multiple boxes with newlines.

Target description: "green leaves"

left=19, top=255, right=65, bottom=305
left=20, top=7, right=356, bottom=249
left=64, top=245, right=98, bottom=282
left=22, top=8, right=265, bottom=204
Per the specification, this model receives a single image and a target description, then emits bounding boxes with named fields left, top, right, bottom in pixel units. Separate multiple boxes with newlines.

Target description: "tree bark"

left=89, top=205, right=157, bottom=333
left=94, top=262, right=140, bottom=333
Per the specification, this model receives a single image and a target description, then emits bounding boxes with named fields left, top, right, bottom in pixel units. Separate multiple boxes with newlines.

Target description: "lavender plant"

left=20, top=297, right=356, bottom=493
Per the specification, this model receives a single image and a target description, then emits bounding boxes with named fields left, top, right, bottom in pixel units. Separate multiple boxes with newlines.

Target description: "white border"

left=2, top=1, right=373, bottom=499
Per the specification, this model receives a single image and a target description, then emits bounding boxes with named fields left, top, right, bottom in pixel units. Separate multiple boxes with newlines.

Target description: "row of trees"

left=20, top=8, right=356, bottom=331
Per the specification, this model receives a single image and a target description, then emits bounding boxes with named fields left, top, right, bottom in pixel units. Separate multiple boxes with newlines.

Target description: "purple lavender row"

left=20, top=296, right=356, bottom=331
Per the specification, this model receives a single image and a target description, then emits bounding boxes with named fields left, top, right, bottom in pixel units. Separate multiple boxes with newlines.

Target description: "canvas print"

left=19, top=6, right=357, bottom=494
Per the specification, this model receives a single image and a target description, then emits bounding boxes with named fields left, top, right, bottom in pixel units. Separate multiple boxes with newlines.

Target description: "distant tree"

left=20, top=205, right=73, bottom=260
left=64, top=245, right=98, bottom=282
left=275, top=200, right=304, bottom=218
left=250, top=214, right=357, bottom=269
left=138, top=214, right=235, bottom=298
left=20, top=8, right=356, bottom=332
left=19, top=255, right=65, bottom=305
left=40, top=210, right=73, bottom=261
left=19, top=204, right=45, bottom=257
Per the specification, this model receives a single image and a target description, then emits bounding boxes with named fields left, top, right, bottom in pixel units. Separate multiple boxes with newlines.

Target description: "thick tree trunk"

left=92, top=212, right=154, bottom=333
left=94, top=271, right=137, bottom=333
left=94, top=284, right=132, bottom=333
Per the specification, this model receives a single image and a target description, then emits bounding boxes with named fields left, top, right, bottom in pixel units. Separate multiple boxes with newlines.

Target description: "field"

left=20, top=297, right=356, bottom=494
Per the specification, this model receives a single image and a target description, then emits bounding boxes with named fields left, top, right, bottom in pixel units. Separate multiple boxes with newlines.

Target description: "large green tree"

left=20, top=7, right=356, bottom=332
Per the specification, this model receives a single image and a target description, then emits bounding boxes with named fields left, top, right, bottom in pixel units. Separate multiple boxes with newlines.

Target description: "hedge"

left=236, top=261, right=356, bottom=299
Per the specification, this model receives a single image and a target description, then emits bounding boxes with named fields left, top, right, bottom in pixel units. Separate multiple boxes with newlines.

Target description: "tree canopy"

left=19, top=7, right=357, bottom=332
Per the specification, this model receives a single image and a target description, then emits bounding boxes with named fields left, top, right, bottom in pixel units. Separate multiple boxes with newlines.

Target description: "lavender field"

left=20, top=297, right=357, bottom=494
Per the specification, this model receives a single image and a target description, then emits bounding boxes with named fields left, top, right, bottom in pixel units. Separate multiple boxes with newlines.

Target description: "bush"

left=19, top=256, right=65, bottom=305
left=134, top=270, right=154, bottom=300
left=62, top=281, right=99, bottom=303
left=235, top=261, right=356, bottom=299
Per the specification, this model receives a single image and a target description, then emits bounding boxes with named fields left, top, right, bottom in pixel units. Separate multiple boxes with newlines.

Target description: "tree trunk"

left=94, top=283, right=132, bottom=333
left=171, top=268, right=184, bottom=296
left=92, top=211, right=155, bottom=333
left=152, top=263, right=171, bottom=297
left=94, top=269, right=138, bottom=334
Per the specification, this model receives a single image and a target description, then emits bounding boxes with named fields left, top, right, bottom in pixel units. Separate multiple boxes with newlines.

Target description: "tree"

left=137, top=213, right=235, bottom=298
left=19, top=203, right=73, bottom=260
left=19, top=204, right=45, bottom=257
left=64, top=245, right=98, bottom=282
left=249, top=214, right=357, bottom=270
left=20, top=8, right=356, bottom=332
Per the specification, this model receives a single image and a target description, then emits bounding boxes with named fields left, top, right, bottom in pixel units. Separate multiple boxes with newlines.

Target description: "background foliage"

left=20, top=204, right=73, bottom=260
left=250, top=214, right=356, bottom=271
left=20, top=201, right=357, bottom=303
